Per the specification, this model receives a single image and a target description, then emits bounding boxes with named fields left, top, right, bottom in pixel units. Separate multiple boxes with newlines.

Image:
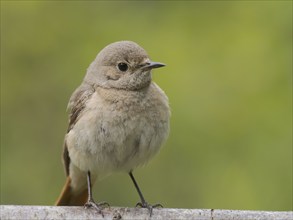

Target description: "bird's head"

left=84, top=41, right=165, bottom=90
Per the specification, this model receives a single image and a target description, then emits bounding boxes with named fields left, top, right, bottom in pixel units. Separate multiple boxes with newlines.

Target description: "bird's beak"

left=143, top=61, right=166, bottom=70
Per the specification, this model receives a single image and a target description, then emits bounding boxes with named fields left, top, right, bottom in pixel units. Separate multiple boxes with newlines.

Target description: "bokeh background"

left=1, top=1, right=292, bottom=211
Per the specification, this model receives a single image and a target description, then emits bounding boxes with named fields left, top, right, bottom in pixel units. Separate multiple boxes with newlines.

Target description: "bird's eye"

left=117, top=62, right=128, bottom=72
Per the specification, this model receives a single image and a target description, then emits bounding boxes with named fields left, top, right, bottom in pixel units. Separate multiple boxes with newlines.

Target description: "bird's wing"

left=63, top=83, right=95, bottom=176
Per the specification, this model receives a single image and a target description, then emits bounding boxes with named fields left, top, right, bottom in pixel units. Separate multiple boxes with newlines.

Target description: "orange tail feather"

left=55, top=177, right=88, bottom=206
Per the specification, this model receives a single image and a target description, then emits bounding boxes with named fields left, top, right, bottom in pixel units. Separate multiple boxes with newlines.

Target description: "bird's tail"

left=55, top=177, right=88, bottom=206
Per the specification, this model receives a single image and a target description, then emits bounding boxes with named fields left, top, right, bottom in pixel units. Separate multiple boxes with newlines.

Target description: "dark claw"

left=97, top=201, right=110, bottom=208
left=84, top=199, right=110, bottom=217
left=135, top=202, right=163, bottom=216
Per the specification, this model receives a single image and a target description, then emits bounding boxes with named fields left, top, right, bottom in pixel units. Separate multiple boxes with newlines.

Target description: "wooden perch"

left=0, top=205, right=292, bottom=220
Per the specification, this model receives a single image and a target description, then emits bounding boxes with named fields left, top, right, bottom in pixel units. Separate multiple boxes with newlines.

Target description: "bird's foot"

left=84, top=199, right=110, bottom=216
left=136, top=202, right=163, bottom=216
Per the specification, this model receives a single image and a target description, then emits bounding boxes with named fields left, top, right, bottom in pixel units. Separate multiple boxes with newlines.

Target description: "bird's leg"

left=129, top=171, right=163, bottom=216
left=84, top=171, right=109, bottom=215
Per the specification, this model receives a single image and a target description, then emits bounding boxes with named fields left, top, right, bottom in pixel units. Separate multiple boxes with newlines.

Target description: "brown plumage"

left=55, top=41, right=170, bottom=216
left=55, top=177, right=88, bottom=206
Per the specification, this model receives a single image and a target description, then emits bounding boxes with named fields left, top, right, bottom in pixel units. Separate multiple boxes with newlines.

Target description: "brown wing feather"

left=63, top=83, right=95, bottom=176
left=67, top=84, right=95, bottom=132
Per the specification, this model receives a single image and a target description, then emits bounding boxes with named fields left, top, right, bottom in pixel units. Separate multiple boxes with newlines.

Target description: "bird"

left=55, top=41, right=170, bottom=216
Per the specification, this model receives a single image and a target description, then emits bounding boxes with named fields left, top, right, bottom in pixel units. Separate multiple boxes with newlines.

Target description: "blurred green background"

left=1, top=1, right=292, bottom=211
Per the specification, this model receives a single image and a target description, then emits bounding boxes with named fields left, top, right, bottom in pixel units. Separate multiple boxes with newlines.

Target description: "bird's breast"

left=66, top=83, right=170, bottom=176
